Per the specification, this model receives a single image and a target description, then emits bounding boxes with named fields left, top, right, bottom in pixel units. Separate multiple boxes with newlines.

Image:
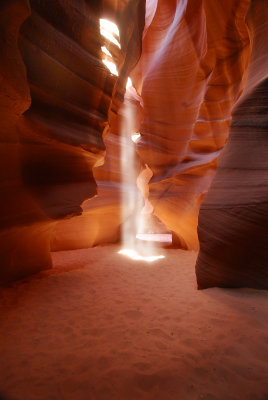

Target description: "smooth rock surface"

left=196, top=0, right=268, bottom=289
left=133, top=0, right=252, bottom=250
left=0, top=0, right=116, bottom=283
left=1, top=0, right=268, bottom=290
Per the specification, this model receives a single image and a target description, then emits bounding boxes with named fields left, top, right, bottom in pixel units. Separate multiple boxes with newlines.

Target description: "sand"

left=0, top=245, right=267, bottom=400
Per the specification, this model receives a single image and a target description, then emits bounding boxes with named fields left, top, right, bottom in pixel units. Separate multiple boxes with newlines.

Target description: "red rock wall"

left=51, top=0, right=146, bottom=250
left=196, top=0, right=268, bottom=289
left=132, top=0, right=252, bottom=249
left=0, top=0, right=40, bottom=284
left=52, top=91, right=144, bottom=250
left=53, top=0, right=253, bottom=253
left=0, top=0, right=142, bottom=283
left=1, top=0, right=267, bottom=289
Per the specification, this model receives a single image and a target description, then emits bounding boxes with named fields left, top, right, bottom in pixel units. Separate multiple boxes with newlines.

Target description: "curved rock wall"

left=54, top=0, right=254, bottom=253
left=133, top=0, right=251, bottom=249
left=196, top=0, right=268, bottom=289
left=0, top=0, right=143, bottom=283
left=52, top=89, right=144, bottom=250
left=51, top=0, right=146, bottom=251
left=1, top=0, right=267, bottom=289
left=0, top=0, right=36, bottom=284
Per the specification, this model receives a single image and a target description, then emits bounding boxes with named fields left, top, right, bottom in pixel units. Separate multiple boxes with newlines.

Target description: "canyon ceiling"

left=0, top=0, right=267, bottom=289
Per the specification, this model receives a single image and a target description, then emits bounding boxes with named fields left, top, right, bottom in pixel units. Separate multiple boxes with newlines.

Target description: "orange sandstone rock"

left=133, top=0, right=251, bottom=249
left=196, top=0, right=268, bottom=289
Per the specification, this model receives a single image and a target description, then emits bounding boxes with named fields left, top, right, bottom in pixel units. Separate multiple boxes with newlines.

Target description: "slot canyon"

left=0, top=0, right=267, bottom=399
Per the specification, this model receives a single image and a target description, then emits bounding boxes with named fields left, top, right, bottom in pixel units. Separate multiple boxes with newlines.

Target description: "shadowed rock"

left=196, top=0, right=268, bottom=289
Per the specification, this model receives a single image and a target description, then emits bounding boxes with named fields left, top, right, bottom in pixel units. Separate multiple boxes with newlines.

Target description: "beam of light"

left=100, top=22, right=132, bottom=85
left=126, top=77, right=133, bottom=89
left=131, top=133, right=141, bottom=143
left=100, top=23, right=119, bottom=76
left=102, top=59, right=118, bottom=76
left=118, top=249, right=165, bottom=262
left=136, top=233, right=172, bottom=243
left=120, top=93, right=165, bottom=261
left=100, top=20, right=167, bottom=262
left=100, top=19, right=119, bottom=36
left=100, top=19, right=121, bottom=48
left=101, top=46, right=112, bottom=57
left=120, top=102, right=138, bottom=251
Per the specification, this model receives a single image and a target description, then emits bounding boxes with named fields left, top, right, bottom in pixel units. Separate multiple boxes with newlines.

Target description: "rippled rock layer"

left=132, top=0, right=251, bottom=250
left=196, top=0, right=268, bottom=289
left=1, top=0, right=267, bottom=289
left=0, top=0, right=144, bottom=283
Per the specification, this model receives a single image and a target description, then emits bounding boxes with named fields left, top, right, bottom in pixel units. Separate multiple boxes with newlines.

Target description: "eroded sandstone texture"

left=0, top=0, right=34, bottom=284
left=196, top=0, right=268, bottom=289
left=0, top=0, right=145, bottom=283
left=52, top=88, right=145, bottom=250
left=132, top=0, right=252, bottom=250
left=55, top=0, right=254, bottom=254
left=1, top=0, right=267, bottom=288
left=18, top=0, right=113, bottom=257
left=51, top=0, right=145, bottom=250
left=0, top=0, right=146, bottom=283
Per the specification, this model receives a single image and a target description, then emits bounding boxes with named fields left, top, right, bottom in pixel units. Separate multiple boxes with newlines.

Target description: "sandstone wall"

left=196, top=0, right=268, bottom=289
left=132, top=0, right=251, bottom=249
left=0, top=0, right=119, bottom=283
left=1, top=0, right=267, bottom=289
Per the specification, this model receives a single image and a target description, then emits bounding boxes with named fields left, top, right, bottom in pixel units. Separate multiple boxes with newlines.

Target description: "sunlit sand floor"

left=0, top=245, right=267, bottom=400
